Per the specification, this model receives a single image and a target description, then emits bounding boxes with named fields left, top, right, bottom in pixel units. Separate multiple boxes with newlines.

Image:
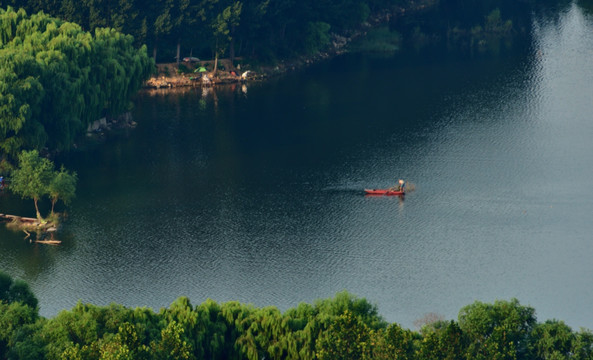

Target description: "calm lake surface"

left=2, top=3, right=593, bottom=330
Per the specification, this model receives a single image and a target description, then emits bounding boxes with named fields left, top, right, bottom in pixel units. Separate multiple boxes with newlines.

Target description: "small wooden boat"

left=364, top=189, right=405, bottom=196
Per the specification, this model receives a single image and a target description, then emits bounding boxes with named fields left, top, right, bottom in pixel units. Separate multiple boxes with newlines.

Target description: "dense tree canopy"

left=0, top=270, right=592, bottom=360
left=0, top=0, right=568, bottom=69
left=0, top=7, right=153, bottom=156
left=0, top=0, right=381, bottom=62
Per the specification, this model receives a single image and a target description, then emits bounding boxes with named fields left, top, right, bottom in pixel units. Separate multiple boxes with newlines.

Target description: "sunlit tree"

left=316, top=310, right=372, bottom=360
left=458, top=298, right=536, bottom=360
left=9, top=150, right=54, bottom=219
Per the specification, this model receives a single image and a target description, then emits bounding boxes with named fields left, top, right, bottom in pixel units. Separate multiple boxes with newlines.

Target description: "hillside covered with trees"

left=1, top=0, right=395, bottom=63
left=0, top=0, right=568, bottom=66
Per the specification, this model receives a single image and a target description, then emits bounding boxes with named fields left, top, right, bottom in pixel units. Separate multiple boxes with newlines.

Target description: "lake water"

left=1, top=3, right=593, bottom=330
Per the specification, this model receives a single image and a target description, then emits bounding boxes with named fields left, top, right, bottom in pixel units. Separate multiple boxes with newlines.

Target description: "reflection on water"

left=1, top=3, right=593, bottom=330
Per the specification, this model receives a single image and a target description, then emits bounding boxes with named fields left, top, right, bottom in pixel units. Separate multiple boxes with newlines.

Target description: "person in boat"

left=388, top=179, right=404, bottom=192
left=389, top=179, right=404, bottom=192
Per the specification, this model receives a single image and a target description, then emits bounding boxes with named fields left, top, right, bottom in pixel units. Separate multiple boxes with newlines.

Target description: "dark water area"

left=2, top=3, right=593, bottom=330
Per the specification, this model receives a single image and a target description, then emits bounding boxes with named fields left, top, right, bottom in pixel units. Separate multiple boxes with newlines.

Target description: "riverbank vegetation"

left=0, top=7, right=153, bottom=157
left=1, top=0, right=565, bottom=69
left=0, top=6, right=152, bottom=223
left=0, top=271, right=591, bottom=360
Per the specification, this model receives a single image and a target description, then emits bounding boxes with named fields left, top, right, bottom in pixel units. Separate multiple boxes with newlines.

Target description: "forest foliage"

left=0, top=7, right=153, bottom=157
left=0, top=0, right=557, bottom=65
left=0, top=271, right=592, bottom=360
left=0, top=0, right=386, bottom=63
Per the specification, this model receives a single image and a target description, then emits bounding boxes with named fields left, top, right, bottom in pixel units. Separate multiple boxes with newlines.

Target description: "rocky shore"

left=144, top=58, right=262, bottom=89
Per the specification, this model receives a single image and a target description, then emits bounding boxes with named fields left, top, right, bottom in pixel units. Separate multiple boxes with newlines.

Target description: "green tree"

left=0, top=271, right=11, bottom=301
left=160, top=296, right=200, bottom=357
left=313, top=290, right=386, bottom=330
left=0, top=271, right=40, bottom=359
left=416, top=320, right=465, bottom=360
left=303, top=21, right=331, bottom=54
left=233, top=306, right=293, bottom=360
left=168, top=0, right=192, bottom=67
left=98, top=322, right=150, bottom=360
left=233, top=0, right=269, bottom=59
left=151, top=320, right=195, bottom=360
left=210, top=1, right=242, bottom=73
left=48, top=165, right=77, bottom=214
left=6, top=320, right=48, bottom=360
left=255, top=0, right=298, bottom=58
left=0, top=47, right=45, bottom=155
left=0, top=271, right=38, bottom=309
left=373, top=322, right=417, bottom=360
left=528, top=320, right=575, bottom=360
left=0, top=302, right=39, bottom=359
left=10, top=149, right=54, bottom=219
left=527, top=319, right=593, bottom=360
left=0, top=7, right=153, bottom=155
left=316, top=310, right=373, bottom=360
left=458, top=298, right=537, bottom=360
left=194, top=298, right=228, bottom=360
left=572, top=329, right=593, bottom=360
left=151, top=0, right=173, bottom=61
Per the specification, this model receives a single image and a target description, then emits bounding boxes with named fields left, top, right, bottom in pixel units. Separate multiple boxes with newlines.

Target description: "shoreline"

left=143, top=0, right=437, bottom=90
left=1, top=213, right=60, bottom=242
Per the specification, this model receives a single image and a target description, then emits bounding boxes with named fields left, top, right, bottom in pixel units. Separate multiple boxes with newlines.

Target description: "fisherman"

left=388, top=179, right=405, bottom=192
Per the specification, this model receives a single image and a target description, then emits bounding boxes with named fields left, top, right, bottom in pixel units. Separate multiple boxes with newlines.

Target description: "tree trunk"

left=34, top=198, right=41, bottom=219
left=229, top=37, right=235, bottom=68
left=229, top=27, right=235, bottom=68
left=51, top=199, right=56, bottom=215
left=213, top=39, right=219, bottom=74
left=176, top=40, right=181, bottom=68
left=106, top=0, right=112, bottom=27
left=153, top=38, right=158, bottom=62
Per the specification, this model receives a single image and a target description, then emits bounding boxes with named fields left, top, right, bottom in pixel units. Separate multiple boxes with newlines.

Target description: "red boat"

left=364, top=189, right=405, bottom=196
